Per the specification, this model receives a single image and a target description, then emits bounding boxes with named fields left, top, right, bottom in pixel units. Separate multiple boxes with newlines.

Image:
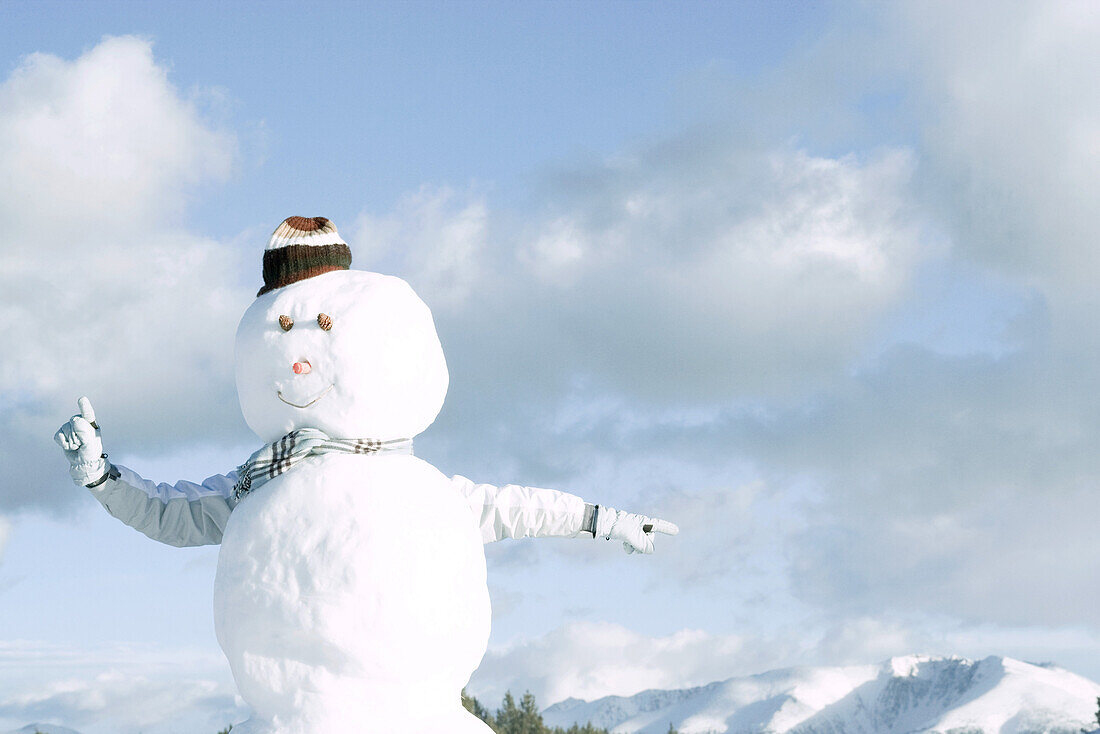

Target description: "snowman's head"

left=234, top=269, right=449, bottom=442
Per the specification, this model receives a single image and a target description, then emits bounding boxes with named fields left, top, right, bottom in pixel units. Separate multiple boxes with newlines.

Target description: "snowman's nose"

left=292, top=360, right=312, bottom=375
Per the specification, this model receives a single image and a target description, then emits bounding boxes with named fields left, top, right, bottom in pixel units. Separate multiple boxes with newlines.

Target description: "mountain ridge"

left=542, top=654, right=1100, bottom=734
left=5, top=725, right=84, bottom=734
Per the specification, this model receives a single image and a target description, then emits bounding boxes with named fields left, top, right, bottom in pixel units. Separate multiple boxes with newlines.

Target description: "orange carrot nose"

left=293, top=361, right=312, bottom=375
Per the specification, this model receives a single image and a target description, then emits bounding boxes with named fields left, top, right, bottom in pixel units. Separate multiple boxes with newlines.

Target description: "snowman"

left=54, top=216, right=677, bottom=734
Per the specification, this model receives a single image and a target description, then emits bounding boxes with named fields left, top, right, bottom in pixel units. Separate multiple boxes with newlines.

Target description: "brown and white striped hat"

left=258, top=216, right=352, bottom=296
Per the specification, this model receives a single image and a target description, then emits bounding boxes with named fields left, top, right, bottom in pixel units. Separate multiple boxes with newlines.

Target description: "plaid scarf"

left=233, top=428, right=413, bottom=500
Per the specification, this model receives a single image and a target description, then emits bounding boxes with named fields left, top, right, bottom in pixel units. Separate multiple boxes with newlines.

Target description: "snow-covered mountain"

left=4, top=725, right=84, bottom=734
left=542, top=655, right=1100, bottom=734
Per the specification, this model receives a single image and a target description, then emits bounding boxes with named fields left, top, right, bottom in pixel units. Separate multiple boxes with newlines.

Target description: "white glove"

left=596, top=506, right=679, bottom=554
left=54, top=396, right=108, bottom=487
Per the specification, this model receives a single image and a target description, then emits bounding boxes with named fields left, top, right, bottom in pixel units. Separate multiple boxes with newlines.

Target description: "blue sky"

left=1, top=0, right=829, bottom=231
left=2, top=1, right=1100, bottom=732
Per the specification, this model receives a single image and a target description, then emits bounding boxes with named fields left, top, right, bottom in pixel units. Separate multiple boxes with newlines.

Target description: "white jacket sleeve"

left=87, top=463, right=239, bottom=547
left=451, top=474, right=592, bottom=544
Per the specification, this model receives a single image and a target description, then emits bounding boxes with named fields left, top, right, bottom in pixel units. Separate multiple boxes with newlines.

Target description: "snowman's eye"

left=317, top=313, right=333, bottom=331
left=279, top=315, right=294, bottom=331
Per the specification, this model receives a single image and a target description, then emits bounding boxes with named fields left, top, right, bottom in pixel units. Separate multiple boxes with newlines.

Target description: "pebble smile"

left=277, top=384, right=334, bottom=408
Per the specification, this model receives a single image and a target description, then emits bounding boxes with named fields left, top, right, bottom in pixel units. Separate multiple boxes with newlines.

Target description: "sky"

left=2, top=0, right=1100, bottom=731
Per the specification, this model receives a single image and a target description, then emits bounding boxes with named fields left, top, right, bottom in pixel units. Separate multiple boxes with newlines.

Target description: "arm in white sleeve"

left=451, top=474, right=596, bottom=544
left=86, top=463, right=239, bottom=547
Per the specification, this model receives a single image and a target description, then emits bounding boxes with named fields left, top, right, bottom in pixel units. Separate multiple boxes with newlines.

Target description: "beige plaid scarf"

left=234, top=428, right=413, bottom=500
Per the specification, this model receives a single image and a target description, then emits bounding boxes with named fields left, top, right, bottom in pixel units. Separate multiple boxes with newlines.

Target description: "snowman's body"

left=221, top=268, right=494, bottom=733
left=214, top=453, right=492, bottom=733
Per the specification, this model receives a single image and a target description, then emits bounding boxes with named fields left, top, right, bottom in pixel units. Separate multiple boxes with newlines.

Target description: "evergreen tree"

left=495, top=690, right=521, bottom=732
left=489, top=688, right=610, bottom=734
left=463, top=687, right=495, bottom=727
left=495, top=689, right=545, bottom=733
left=554, top=724, right=611, bottom=734
left=667, top=723, right=680, bottom=734
left=518, top=691, right=545, bottom=733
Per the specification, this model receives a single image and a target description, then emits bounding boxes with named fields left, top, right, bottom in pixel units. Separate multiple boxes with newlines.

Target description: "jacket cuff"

left=582, top=503, right=598, bottom=537
left=85, top=462, right=119, bottom=488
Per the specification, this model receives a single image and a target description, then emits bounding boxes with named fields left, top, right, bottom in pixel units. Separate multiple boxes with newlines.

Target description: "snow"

left=542, top=655, right=1100, bottom=734
left=5, top=726, right=84, bottom=734
left=234, top=270, right=449, bottom=443
left=216, top=270, right=492, bottom=733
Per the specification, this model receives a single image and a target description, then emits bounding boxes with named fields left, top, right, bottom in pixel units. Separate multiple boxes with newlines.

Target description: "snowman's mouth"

left=277, top=384, right=334, bottom=409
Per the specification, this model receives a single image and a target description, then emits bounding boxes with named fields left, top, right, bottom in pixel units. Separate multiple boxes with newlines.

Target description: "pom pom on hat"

left=258, top=216, right=352, bottom=296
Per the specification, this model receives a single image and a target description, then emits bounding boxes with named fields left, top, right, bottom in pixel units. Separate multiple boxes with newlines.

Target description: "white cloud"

left=895, top=1, right=1100, bottom=291
left=807, top=616, right=1100, bottom=683
left=355, top=138, right=929, bottom=411
left=0, top=37, right=250, bottom=511
left=351, top=185, right=489, bottom=308
left=0, top=674, right=242, bottom=734
left=0, top=35, right=234, bottom=238
left=724, top=0, right=1100, bottom=630
left=520, top=216, right=587, bottom=278
left=520, top=142, right=928, bottom=401
left=470, top=621, right=783, bottom=707
left=0, top=641, right=245, bottom=734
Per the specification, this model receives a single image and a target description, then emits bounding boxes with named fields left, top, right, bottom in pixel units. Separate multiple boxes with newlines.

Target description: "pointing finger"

left=647, top=518, right=679, bottom=536
left=78, top=396, right=98, bottom=429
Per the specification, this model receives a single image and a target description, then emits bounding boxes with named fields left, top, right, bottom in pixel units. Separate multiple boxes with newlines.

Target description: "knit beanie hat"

left=258, top=216, right=352, bottom=296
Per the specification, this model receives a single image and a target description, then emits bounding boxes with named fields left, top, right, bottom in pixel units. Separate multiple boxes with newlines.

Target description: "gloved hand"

left=596, top=507, right=679, bottom=554
left=54, top=397, right=109, bottom=487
